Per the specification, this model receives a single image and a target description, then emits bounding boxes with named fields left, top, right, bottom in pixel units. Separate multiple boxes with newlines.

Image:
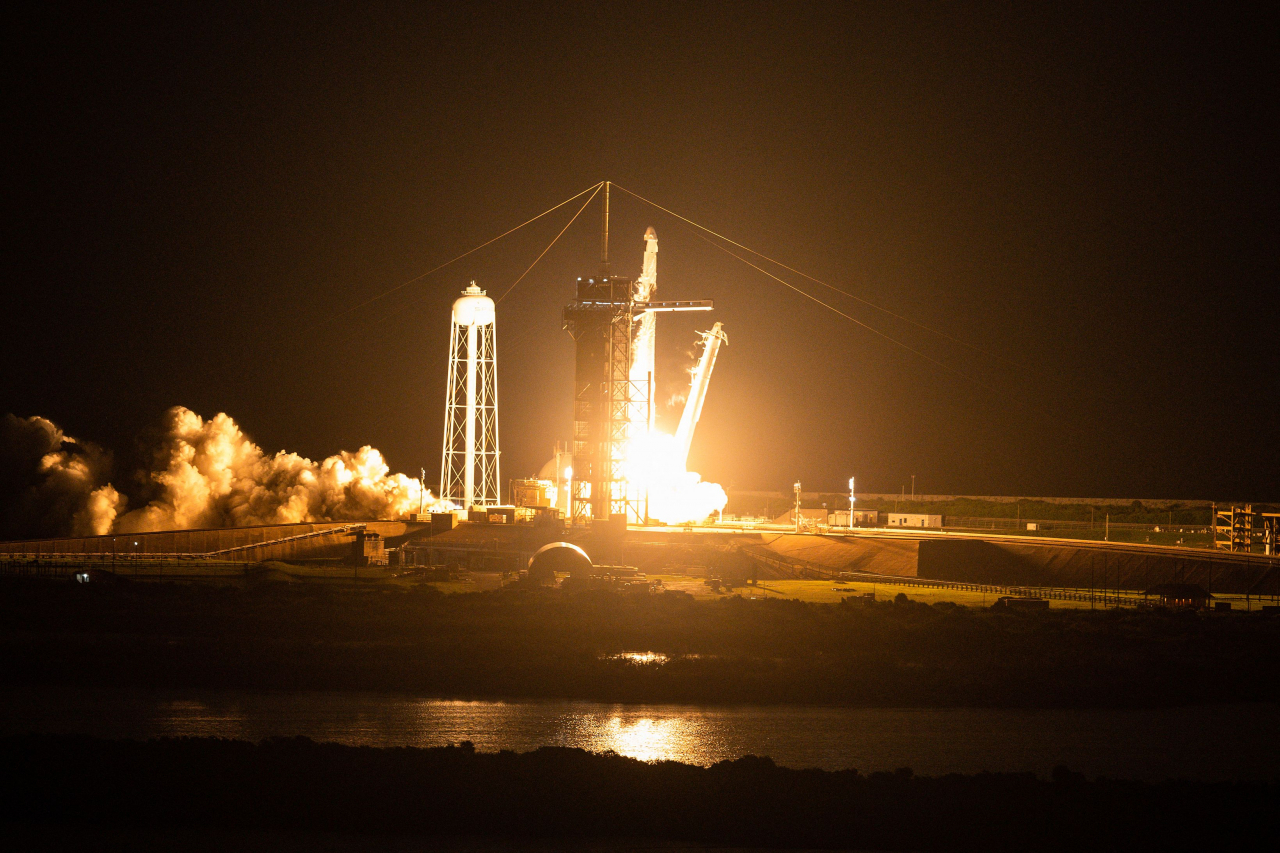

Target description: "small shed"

left=830, top=510, right=880, bottom=526
left=773, top=508, right=830, bottom=527
left=885, top=513, right=943, bottom=529
left=1146, top=583, right=1213, bottom=610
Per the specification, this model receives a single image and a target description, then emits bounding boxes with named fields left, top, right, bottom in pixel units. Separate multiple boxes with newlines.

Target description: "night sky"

left=5, top=2, right=1276, bottom=501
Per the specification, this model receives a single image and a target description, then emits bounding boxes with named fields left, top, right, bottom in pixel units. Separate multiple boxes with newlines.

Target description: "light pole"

left=911, top=475, right=915, bottom=500
left=848, top=477, right=856, bottom=530
left=565, top=466, right=573, bottom=522
left=793, top=481, right=802, bottom=534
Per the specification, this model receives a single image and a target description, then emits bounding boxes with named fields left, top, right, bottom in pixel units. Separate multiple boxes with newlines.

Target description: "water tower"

left=440, top=281, right=500, bottom=507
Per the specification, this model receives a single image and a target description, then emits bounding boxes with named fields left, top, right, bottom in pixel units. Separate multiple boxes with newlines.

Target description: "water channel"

left=3, top=686, right=1275, bottom=782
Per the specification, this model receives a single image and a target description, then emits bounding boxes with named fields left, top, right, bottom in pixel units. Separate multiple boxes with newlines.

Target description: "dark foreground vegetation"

left=2, top=578, right=1279, bottom=707
left=2, top=734, right=1274, bottom=852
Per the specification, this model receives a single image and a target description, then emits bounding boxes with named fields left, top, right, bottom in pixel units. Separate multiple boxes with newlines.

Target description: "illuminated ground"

left=650, top=575, right=1071, bottom=607
left=233, top=563, right=1264, bottom=610
left=645, top=574, right=1264, bottom=610
left=11, top=554, right=1264, bottom=610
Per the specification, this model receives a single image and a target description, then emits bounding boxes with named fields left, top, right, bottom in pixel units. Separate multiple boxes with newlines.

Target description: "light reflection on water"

left=3, top=687, right=1277, bottom=782
left=600, top=651, right=670, bottom=665
left=599, top=716, right=690, bottom=762
left=558, top=711, right=726, bottom=764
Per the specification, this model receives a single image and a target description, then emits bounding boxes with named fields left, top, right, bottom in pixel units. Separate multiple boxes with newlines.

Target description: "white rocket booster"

left=674, top=322, right=727, bottom=468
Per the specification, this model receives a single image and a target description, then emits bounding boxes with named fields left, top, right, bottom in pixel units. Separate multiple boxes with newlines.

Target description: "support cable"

left=695, top=232, right=996, bottom=391
left=612, top=182, right=1006, bottom=364
left=305, top=181, right=603, bottom=333
left=497, top=182, right=603, bottom=304
left=320, top=185, right=602, bottom=355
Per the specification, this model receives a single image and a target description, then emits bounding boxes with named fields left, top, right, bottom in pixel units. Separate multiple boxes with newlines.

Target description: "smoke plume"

left=1, top=407, right=451, bottom=538
left=0, top=414, right=124, bottom=538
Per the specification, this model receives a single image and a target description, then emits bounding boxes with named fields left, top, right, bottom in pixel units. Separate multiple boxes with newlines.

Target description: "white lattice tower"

left=440, top=281, right=500, bottom=507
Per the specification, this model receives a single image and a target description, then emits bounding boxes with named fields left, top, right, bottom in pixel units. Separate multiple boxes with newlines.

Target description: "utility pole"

left=1105, top=514, right=1110, bottom=542
left=911, top=475, right=915, bottom=500
left=794, top=481, right=802, bottom=534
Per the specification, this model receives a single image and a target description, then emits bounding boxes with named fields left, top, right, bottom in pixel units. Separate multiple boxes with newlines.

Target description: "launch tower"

left=562, top=183, right=711, bottom=525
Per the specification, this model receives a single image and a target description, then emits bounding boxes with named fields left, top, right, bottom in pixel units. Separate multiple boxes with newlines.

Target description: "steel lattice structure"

left=440, top=283, right=500, bottom=508
left=564, top=276, right=649, bottom=525
left=562, top=185, right=713, bottom=527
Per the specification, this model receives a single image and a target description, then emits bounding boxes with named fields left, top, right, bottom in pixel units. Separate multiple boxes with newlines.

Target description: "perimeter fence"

left=0, top=556, right=255, bottom=580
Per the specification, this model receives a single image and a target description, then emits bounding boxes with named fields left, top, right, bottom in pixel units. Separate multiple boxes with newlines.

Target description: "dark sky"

left=4, top=2, right=1276, bottom=501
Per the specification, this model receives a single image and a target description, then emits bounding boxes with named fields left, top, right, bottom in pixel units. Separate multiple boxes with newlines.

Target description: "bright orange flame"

left=622, top=431, right=726, bottom=524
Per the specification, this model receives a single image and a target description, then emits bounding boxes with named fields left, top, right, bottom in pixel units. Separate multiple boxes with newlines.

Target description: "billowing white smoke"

left=115, top=407, right=452, bottom=532
left=0, top=414, right=124, bottom=538
left=1, top=407, right=452, bottom=537
left=77, top=482, right=126, bottom=536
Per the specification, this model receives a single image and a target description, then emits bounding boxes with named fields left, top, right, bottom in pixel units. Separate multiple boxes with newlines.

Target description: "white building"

left=885, top=513, right=942, bottom=528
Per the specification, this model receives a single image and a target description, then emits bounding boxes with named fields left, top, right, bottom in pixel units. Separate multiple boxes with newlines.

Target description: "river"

left=2, top=686, right=1274, bottom=782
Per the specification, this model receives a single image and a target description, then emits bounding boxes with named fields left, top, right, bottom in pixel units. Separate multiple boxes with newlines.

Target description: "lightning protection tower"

left=441, top=281, right=500, bottom=508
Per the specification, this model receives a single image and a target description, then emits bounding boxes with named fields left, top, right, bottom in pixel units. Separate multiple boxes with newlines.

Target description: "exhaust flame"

left=623, top=311, right=727, bottom=525
left=623, top=431, right=726, bottom=525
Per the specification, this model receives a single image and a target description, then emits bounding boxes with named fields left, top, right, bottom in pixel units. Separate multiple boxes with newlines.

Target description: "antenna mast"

left=599, top=181, right=611, bottom=274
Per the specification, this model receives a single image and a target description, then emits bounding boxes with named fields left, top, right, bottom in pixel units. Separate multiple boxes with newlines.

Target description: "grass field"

left=21, top=556, right=1267, bottom=611
left=653, top=575, right=1055, bottom=607
left=645, top=574, right=1272, bottom=611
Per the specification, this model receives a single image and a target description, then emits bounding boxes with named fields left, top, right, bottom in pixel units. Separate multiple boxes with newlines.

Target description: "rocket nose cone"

left=644, top=226, right=657, bottom=240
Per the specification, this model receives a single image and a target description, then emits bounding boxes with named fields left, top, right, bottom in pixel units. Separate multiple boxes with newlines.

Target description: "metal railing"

left=202, top=523, right=365, bottom=556
left=833, top=571, right=1150, bottom=607
left=0, top=557, right=255, bottom=579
